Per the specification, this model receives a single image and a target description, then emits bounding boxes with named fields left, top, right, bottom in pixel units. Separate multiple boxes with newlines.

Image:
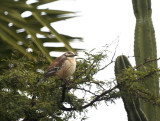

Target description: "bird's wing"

left=43, top=55, right=67, bottom=78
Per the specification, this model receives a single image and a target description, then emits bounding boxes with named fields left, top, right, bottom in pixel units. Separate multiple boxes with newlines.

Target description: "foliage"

left=0, top=50, right=111, bottom=121
left=1, top=49, right=160, bottom=121
left=0, top=0, right=82, bottom=72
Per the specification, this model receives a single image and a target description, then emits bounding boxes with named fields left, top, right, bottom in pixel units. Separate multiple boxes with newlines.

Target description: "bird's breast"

left=56, top=57, right=76, bottom=79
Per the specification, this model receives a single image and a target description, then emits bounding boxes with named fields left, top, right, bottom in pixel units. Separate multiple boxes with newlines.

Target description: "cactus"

left=132, top=0, right=160, bottom=120
left=115, top=55, right=148, bottom=121
left=114, top=1, right=159, bottom=120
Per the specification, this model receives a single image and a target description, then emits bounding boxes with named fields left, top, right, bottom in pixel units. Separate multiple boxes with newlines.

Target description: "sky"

left=39, top=0, right=160, bottom=121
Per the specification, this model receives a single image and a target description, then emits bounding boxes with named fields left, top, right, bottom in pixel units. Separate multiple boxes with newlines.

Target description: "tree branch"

left=61, top=85, right=118, bottom=111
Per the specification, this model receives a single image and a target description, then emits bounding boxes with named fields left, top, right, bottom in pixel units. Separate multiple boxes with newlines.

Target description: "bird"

left=38, top=51, right=77, bottom=83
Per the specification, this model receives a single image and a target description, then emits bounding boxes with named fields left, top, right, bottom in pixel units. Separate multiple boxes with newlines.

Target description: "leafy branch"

left=1, top=50, right=160, bottom=120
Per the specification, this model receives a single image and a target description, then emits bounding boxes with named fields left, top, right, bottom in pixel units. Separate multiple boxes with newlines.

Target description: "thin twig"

left=135, top=57, right=160, bottom=69
left=76, top=87, right=98, bottom=96
left=99, top=36, right=119, bottom=71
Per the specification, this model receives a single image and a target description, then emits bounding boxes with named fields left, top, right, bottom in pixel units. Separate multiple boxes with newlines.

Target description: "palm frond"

left=0, top=0, right=82, bottom=71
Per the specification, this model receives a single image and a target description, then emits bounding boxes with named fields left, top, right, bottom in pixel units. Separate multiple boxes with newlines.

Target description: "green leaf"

left=32, top=12, right=77, bottom=53
left=0, top=29, right=36, bottom=61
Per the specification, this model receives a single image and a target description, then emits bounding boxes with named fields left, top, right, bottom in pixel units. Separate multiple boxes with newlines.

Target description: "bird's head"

left=64, top=52, right=77, bottom=57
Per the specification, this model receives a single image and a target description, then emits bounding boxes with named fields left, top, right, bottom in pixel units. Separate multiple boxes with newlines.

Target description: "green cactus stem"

left=132, top=0, right=160, bottom=120
left=115, top=55, right=148, bottom=121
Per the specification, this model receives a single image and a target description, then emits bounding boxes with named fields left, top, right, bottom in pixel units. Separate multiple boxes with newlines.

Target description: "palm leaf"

left=0, top=0, right=82, bottom=72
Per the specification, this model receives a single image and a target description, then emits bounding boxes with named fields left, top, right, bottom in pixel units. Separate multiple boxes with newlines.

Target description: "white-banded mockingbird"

left=39, top=52, right=77, bottom=83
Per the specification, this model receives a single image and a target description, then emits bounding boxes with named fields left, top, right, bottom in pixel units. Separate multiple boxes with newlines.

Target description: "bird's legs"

left=63, top=78, right=72, bottom=85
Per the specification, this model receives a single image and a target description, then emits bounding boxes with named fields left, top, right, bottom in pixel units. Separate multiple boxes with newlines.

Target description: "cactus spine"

left=115, top=55, right=148, bottom=121
left=132, top=0, right=159, bottom=120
